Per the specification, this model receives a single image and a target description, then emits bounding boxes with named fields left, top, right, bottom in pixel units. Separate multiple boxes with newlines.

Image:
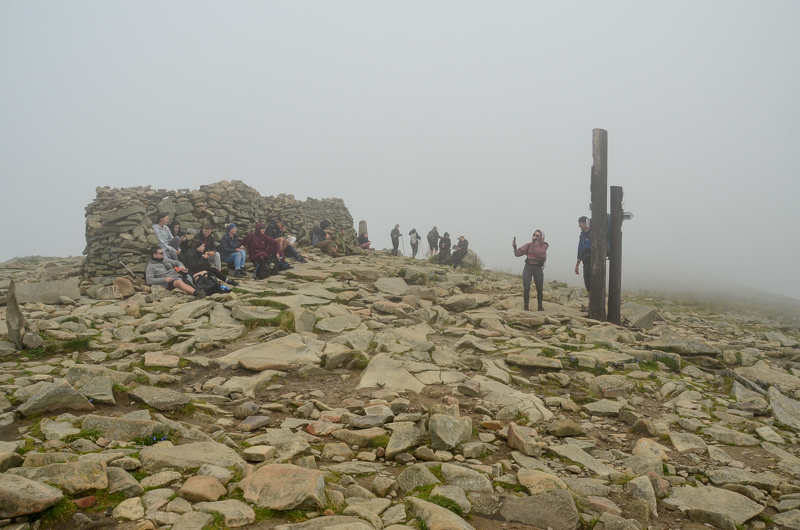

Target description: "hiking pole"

left=99, top=242, right=137, bottom=279
left=401, top=235, right=405, bottom=256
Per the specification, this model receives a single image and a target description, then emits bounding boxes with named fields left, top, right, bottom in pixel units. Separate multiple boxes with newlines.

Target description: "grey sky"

left=2, top=1, right=798, bottom=299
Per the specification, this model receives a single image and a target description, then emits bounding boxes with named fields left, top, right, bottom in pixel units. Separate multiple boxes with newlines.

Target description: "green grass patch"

left=369, top=435, right=390, bottom=449
left=173, top=402, right=196, bottom=418
left=638, top=360, right=659, bottom=371
left=112, top=383, right=130, bottom=394
left=205, top=511, right=228, bottom=530
left=63, top=428, right=102, bottom=444
left=134, top=429, right=171, bottom=446
left=248, top=298, right=289, bottom=310
left=29, top=420, right=44, bottom=440
left=253, top=507, right=275, bottom=521
left=36, top=499, right=77, bottom=526
left=89, top=490, right=128, bottom=512
left=62, top=336, right=92, bottom=353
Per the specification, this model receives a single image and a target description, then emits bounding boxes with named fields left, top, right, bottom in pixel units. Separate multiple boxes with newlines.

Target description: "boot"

left=226, top=278, right=239, bottom=287
left=235, top=268, right=245, bottom=278
left=537, top=304, right=545, bottom=311
left=523, top=305, right=529, bottom=311
left=194, top=290, right=206, bottom=299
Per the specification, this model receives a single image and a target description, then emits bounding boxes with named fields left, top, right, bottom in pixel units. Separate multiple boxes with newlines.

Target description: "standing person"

left=427, top=227, right=440, bottom=257
left=145, top=246, right=205, bottom=298
left=242, top=222, right=283, bottom=264
left=451, top=235, right=469, bottom=268
left=358, top=231, right=371, bottom=250
left=409, top=229, right=421, bottom=258
left=220, top=223, right=247, bottom=277
left=191, top=224, right=222, bottom=271
left=574, top=216, right=592, bottom=304
left=266, top=219, right=307, bottom=263
left=390, top=224, right=401, bottom=256
left=513, top=230, right=548, bottom=311
left=152, top=213, right=182, bottom=260
left=437, top=232, right=451, bottom=264
left=170, top=221, right=191, bottom=255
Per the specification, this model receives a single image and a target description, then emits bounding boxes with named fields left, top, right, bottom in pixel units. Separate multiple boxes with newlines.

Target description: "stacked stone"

left=83, top=180, right=356, bottom=278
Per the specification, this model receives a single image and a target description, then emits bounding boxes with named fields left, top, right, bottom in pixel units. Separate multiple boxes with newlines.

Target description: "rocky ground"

left=1, top=251, right=800, bottom=530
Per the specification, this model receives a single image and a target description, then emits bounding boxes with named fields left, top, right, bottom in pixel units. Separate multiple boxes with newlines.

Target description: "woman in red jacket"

left=513, top=230, right=548, bottom=311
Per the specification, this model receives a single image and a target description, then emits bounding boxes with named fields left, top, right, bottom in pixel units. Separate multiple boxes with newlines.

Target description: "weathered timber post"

left=607, top=186, right=624, bottom=325
left=589, top=129, right=608, bottom=322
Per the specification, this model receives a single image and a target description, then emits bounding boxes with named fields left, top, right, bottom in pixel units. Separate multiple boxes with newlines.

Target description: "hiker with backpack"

left=183, top=239, right=239, bottom=294
left=145, top=246, right=205, bottom=298
left=513, top=229, right=548, bottom=311
left=408, top=229, right=421, bottom=258
left=390, top=224, right=401, bottom=256
left=427, top=227, right=440, bottom=257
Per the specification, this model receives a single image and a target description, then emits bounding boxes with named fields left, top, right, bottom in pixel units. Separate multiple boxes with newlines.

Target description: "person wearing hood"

left=513, top=229, right=548, bottom=311
left=145, top=246, right=205, bottom=298
left=219, top=223, right=247, bottom=277
left=358, top=231, right=371, bottom=249
left=390, top=224, right=400, bottom=256
left=266, top=219, right=307, bottom=263
left=191, top=224, right=222, bottom=271
left=183, top=238, right=239, bottom=287
left=437, top=232, right=451, bottom=264
left=408, top=229, right=421, bottom=258
left=427, top=227, right=440, bottom=257
left=451, top=235, right=469, bottom=268
left=242, top=222, right=283, bottom=264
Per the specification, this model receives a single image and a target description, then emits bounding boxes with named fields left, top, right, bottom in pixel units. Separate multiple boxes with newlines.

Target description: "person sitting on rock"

left=513, top=230, right=548, bottom=311
left=191, top=224, right=222, bottom=271
left=358, top=231, right=371, bottom=250
left=183, top=239, right=239, bottom=287
left=170, top=220, right=191, bottom=255
left=242, top=222, right=284, bottom=265
left=152, top=213, right=182, bottom=260
left=219, top=223, right=247, bottom=277
left=335, top=227, right=353, bottom=255
left=311, top=220, right=339, bottom=256
left=266, top=219, right=307, bottom=263
left=145, top=246, right=205, bottom=298
left=451, top=235, right=469, bottom=268
left=438, top=232, right=452, bottom=264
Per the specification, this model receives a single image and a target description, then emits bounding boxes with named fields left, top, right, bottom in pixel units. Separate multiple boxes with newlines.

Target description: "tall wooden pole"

left=607, top=186, right=623, bottom=324
left=589, top=129, right=608, bottom=322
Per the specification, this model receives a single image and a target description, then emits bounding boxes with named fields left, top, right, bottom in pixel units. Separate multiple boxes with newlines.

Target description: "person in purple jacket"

left=513, top=230, right=548, bottom=311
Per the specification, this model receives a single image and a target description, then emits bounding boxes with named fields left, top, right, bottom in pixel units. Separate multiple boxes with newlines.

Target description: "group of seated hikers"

left=146, top=213, right=314, bottom=296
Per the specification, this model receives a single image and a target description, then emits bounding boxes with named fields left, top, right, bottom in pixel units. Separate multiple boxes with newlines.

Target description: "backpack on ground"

left=254, top=255, right=280, bottom=279
left=193, top=273, right=222, bottom=295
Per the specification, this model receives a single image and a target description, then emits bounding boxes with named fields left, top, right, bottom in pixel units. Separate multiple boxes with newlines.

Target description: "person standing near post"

left=575, top=216, right=592, bottom=305
left=390, top=224, right=400, bottom=256
left=513, top=230, right=548, bottom=311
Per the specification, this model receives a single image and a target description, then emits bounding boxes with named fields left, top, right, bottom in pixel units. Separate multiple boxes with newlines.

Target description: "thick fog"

left=1, top=1, right=798, bottom=299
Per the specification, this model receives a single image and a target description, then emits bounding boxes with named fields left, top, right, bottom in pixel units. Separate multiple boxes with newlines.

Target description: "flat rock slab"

left=546, top=444, right=617, bottom=478
left=769, top=387, right=800, bottom=431
left=0, top=473, right=64, bottom=518
left=578, top=349, right=633, bottom=365
left=500, top=489, right=580, bottom=530
left=259, top=295, right=330, bottom=309
left=707, top=468, right=782, bottom=490
left=506, top=354, right=563, bottom=369
left=669, top=432, right=707, bottom=453
left=358, top=352, right=425, bottom=393
left=583, top=399, right=623, bottom=417
left=316, top=314, right=361, bottom=333
left=663, top=486, right=764, bottom=524
left=10, top=460, right=108, bottom=495
left=274, top=516, right=375, bottom=530
left=647, top=331, right=720, bottom=355
left=703, top=425, right=759, bottom=446
left=128, top=386, right=191, bottom=412
left=286, top=270, right=332, bottom=281
left=408, top=497, right=475, bottom=530
left=735, top=361, right=800, bottom=392
left=216, top=333, right=320, bottom=371
left=239, top=464, right=326, bottom=510
left=139, top=442, right=246, bottom=473
left=17, top=380, right=94, bottom=417
left=82, top=415, right=165, bottom=442
left=374, top=277, right=410, bottom=296
left=15, top=278, right=81, bottom=304
left=192, top=499, right=255, bottom=527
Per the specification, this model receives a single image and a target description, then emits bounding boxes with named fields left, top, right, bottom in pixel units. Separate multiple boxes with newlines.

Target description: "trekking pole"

left=99, top=242, right=137, bottom=279
left=401, top=235, right=405, bottom=256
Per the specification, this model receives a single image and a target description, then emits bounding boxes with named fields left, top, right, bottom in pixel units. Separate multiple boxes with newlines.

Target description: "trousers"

left=522, top=263, right=544, bottom=309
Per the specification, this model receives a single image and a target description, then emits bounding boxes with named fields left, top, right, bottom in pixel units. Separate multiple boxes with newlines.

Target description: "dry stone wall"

left=83, top=180, right=356, bottom=278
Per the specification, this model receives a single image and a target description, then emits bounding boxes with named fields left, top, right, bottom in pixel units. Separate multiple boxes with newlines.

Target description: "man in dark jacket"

left=191, top=224, right=221, bottom=271
left=451, top=235, right=469, bottom=268
left=390, top=224, right=400, bottom=256
left=183, top=239, right=238, bottom=287
left=266, top=219, right=306, bottom=263
left=219, top=223, right=247, bottom=277
left=574, top=216, right=592, bottom=301
left=311, top=220, right=339, bottom=256
left=242, top=222, right=283, bottom=264
left=427, top=227, right=440, bottom=257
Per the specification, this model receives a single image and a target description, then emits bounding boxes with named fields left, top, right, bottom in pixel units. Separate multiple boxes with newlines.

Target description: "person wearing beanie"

left=451, top=235, right=469, bottom=268
left=390, top=224, right=400, bottom=256
left=437, top=232, right=451, bottom=264
left=513, top=230, right=548, bottom=311
left=183, top=238, right=239, bottom=287
left=219, top=223, right=247, bottom=277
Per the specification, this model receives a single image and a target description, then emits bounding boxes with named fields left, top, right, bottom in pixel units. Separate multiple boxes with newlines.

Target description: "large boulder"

left=15, top=278, right=81, bottom=304
left=83, top=415, right=166, bottom=442
left=662, top=486, right=763, bottom=525
left=0, top=474, right=64, bottom=518
left=128, top=386, right=191, bottom=412
left=500, top=490, right=579, bottom=530
left=9, top=460, right=108, bottom=495
left=214, top=334, right=320, bottom=371
left=357, top=353, right=424, bottom=393
left=17, top=380, right=94, bottom=417
left=5, top=281, right=24, bottom=349
left=139, top=442, right=247, bottom=473
left=238, top=464, right=326, bottom=510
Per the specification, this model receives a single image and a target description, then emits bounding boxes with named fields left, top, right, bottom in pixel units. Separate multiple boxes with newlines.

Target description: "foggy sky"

left=1, top=1, right=799, bottom=299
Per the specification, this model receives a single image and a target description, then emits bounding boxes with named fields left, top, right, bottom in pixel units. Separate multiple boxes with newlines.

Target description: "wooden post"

left=607, top=186, right=623, bottom=324
left=589, top=129, right=608, bottom=322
